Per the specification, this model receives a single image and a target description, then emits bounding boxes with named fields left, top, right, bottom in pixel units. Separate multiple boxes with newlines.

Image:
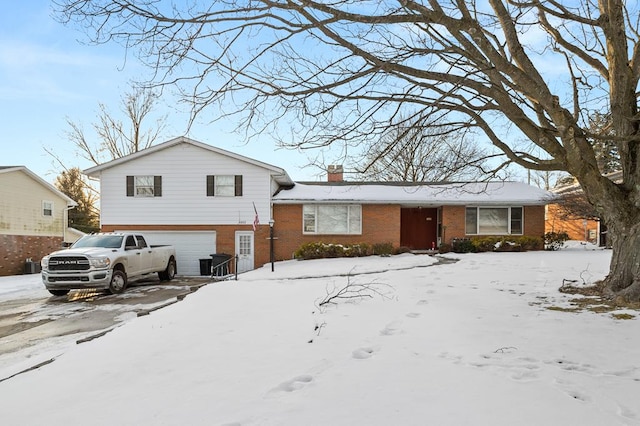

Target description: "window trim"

left=302, top=204, right=362, bottom=235
left=465, top=206, right=524, bottom=236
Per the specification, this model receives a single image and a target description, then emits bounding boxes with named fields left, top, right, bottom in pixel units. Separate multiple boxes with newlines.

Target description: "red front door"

left=400, top=208, right=438, bottom=250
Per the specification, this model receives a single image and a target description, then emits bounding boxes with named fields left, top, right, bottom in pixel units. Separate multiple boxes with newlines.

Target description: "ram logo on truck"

left=41, top=233, right=177, bottom=296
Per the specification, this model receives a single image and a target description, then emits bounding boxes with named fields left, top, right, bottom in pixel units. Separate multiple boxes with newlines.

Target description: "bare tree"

left=54, top=1, right=640, bottom=301
left=60, top=86, right=168, bottom=167
left=356, top=114, right=491, bottom=182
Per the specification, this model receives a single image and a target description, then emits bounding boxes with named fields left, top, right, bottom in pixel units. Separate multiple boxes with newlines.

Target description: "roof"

left=273, top=181, right=555, bottom=206
left=550, top=170, right=622, bottom=196
left=83, top=136, right=294, bottom=186
left=0, top=166, right=78, bottom=207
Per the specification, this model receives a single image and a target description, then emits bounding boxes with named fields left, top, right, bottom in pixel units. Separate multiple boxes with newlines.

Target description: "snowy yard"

left=0, top=243, right=639, bottom=425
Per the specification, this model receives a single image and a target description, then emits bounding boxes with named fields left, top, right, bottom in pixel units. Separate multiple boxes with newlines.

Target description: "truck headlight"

left=89, top=256, right=111, bottom=268
left=41, top=256, right=49, bottom=270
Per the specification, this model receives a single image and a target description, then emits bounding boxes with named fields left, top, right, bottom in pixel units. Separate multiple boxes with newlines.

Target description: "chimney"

left=327, top=165, right=344, bottom=182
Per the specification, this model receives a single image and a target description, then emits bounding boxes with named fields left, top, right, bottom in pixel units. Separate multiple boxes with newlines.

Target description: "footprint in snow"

left=270, top=375, right=313, bottom=393
left=352, top=347, right=375, bottom=359
left=380, top=321, right=403, bottom=336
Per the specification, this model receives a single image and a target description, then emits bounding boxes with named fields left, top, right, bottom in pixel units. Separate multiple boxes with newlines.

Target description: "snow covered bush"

left=544, top=232, right=570, bottom=251
left=295, top=242, right=395, bottom=259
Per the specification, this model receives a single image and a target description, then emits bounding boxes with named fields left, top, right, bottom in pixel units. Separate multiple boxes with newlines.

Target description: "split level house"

left=85, top=137, right=554, bottom=276
left=0, top=166, right=78, bottom=276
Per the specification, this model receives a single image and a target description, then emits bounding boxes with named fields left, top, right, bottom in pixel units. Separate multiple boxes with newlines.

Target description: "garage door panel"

left=119, top=231, right=216, bottom=276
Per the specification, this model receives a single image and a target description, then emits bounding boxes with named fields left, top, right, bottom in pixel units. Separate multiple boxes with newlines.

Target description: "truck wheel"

left=159, top=258, right=176, bottom=281
left=48, top=289, right=69, bottom=296
left=109, top=270, right=127, bottom=294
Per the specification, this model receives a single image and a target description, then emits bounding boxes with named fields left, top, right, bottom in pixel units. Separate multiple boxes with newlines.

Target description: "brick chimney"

left=327, top=165, right=344, bottom=182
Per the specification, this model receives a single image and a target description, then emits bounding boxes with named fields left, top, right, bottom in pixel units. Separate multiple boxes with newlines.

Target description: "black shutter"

left=207, top=175, right=215, bottom=196
left=154, top=176, right=162, bottom=197
left=235, top=175, right=243, bottom=196
left=126, top=176, right=134, bottom=197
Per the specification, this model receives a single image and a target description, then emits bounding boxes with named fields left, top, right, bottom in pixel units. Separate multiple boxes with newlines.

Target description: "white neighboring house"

left=83, top=137, right=293, bottom=276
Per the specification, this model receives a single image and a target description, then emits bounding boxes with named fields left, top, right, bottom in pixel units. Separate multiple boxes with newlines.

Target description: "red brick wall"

left=441, top=205, right=466, bottom=243
left=272, top=204, right=400, bottom=260
left=0, top=235, right=63, bottom=276
left=545, top=204, right=598, bottom=242
left=524, top=205, right=546, bottom=239
left=441, top=205, right=546, bottom=244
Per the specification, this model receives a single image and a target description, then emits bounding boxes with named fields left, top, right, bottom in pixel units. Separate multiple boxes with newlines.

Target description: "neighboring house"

left=83, top=137, right=294, bottom=276
left=272, top=167, right=554, bottom=260
left=545, top=172, right=620, bottom=247
left=0, top=166, right=78, bottom=276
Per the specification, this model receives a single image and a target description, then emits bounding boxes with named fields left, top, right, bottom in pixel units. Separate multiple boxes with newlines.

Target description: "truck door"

left=135, top=235, right=155, bottom=273
left=124, top=235, right=143, bottom=275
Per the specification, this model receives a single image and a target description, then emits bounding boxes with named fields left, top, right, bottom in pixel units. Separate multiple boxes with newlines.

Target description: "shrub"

left=494, top=239, right=522, bottom=252
left=471, top=236, right=501, bottom=252
left=452, top=238, right=476, bottom=253
left=544, top=231, right=570, bottom=251
left=466, top=235, right=544, bottom=252
left=518, top=235, right=544, bottom=251
left=372, top=242, right=394, bottom=256
left=294, top=242, right=377, bottom=260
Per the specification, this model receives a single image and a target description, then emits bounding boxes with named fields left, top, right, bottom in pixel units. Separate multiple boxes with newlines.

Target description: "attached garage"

left=120, top=231, right=216, bottom=276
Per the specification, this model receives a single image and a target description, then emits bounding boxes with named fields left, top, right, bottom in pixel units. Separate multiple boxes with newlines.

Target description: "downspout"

left=64, top=204, right=76, bottom=245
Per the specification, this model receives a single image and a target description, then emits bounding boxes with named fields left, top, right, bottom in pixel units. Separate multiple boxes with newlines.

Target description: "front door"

left=400, top=208, right=438, bottom=250
left=235, top=231, right=254, bottom=273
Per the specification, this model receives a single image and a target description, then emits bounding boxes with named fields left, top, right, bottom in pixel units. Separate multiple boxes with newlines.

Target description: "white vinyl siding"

left=98, top=143, right=273, bottom=225
left=303, top=204, right=362, bottom=235
left=465, top=207, right=523, bottom=235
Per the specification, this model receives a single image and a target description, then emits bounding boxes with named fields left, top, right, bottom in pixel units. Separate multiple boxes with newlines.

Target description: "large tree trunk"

left=600, top=220, right=640, bottom=302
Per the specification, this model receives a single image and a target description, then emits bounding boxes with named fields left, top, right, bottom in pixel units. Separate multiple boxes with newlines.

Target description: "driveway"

left=0, top=275, right=212, bottom=378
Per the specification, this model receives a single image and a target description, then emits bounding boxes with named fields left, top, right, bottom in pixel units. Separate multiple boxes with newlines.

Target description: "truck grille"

left=48, top=256, right=91, bottom=271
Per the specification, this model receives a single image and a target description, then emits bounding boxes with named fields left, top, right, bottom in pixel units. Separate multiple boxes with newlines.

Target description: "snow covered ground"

left=1, top=242, right=639, bottom=425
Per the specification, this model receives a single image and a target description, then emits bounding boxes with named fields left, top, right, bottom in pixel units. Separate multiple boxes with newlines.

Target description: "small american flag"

left=252, top=202, right=260, bottom=231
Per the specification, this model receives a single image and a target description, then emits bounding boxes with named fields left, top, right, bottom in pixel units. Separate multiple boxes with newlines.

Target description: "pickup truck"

left=41, top=233, right=177, bottom=296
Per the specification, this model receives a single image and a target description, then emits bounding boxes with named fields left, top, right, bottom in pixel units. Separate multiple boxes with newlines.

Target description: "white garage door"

left=121, top=231, right=216, bottom=276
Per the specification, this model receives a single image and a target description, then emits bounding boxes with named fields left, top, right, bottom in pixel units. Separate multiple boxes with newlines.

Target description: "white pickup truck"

left=41, top=233, right=177, bottom=296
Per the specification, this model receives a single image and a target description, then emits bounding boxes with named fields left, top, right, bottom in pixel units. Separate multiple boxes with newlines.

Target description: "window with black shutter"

left=126, top=175, right=162, bottom=197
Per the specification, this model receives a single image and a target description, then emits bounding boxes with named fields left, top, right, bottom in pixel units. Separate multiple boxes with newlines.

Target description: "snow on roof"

left=273, top=181, right=555, bottom=205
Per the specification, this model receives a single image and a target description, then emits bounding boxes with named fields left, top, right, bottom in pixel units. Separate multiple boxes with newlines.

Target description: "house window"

left=42, top=201, right=53, bottom=217
left=126, top=176, right=162, bottom=197
left=465, top=207, right=523, bottom=235
left=206, top=175, right=243, bottom=197
left=303, top=204, right=362, bottom=234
